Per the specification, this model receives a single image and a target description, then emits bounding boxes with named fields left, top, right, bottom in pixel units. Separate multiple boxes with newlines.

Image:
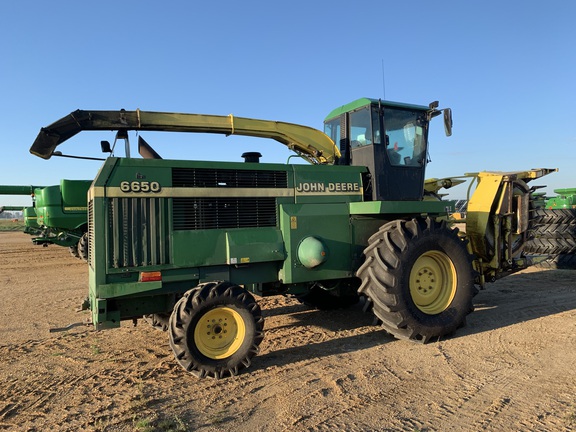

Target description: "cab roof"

left=324, top=98, right=430, bottom=122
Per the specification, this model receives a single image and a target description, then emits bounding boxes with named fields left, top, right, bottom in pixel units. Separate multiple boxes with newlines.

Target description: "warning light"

left=139, top=271, right=162, bottom=282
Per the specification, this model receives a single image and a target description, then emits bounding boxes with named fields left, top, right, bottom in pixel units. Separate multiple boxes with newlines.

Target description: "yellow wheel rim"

left=409, top=251, right=457, bottom=314
left=194, top=307, right=246, bottom=359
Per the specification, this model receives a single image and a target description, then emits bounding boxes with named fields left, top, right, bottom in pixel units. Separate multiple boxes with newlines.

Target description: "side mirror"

left=101, top=141, right=112, bottom=153
left=443, top=108, right=453, bottom=137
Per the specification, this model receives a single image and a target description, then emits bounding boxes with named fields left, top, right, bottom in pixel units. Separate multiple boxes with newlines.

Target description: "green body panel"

left=171, top=228, right=285, bottom=269
left=546, top=187, right=576, bottom=209
left=32, top=179, right=91, bottom=246
left=23, top=207, right=41, bottom=234
left=35, top=180, right=90, bottom=230
left=349, top=200, right=455, bottom=215
left=279, top=203, right=354, bottom=283
left=171, top=230, right=228, bottom=267
left=88, top=156, right=451, bottom=329
left=225, top=228, right=285, bottom=265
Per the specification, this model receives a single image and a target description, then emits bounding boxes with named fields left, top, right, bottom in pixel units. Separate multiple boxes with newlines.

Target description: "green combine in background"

left=0, top=181, right=91, bottom=259
left=545, top=187, right=576, bottom=209
left=0, top=185, right=43, bottom=235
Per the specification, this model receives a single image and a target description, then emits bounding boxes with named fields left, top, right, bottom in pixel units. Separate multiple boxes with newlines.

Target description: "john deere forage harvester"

left=30, top=98, right=556, bottom=377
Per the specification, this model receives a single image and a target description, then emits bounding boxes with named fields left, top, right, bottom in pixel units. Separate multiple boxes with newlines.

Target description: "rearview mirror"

left=101, top=141, right=112, bottom=153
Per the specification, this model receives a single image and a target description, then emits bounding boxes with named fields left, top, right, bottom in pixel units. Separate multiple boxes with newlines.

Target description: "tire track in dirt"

left=0, top=325, right=183, bottom=430
left=422, top=287, right=576, bottom=432
left=1, top=232, right=575, bottom=431
left=131, top=297, right=395, bottom=431
left=154, top=317, right=381, bottom=428
left=189, top=327, right=433, bottom=431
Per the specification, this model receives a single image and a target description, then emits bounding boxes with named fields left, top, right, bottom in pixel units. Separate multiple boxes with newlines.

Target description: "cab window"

left=349, top=108, right=372, bottom=147
left=323, top=118, right=340, bottom=145
left=383, top=108, right=427, bottom=167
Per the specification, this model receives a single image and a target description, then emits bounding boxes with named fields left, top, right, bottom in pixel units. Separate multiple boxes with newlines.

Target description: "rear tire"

left=69, top=244, right=80, bottom=259
left=169, top=281, right=264, bottom=378
left=143, top=313, right=170, bottom=331
left=526, top=208, right=576, bottom=270
left=77, top=232, right=89, bottom=262
left=529, top=208, right=576, bottom=239
left=357, top=217, right=477, bottom=343
left=525, top=254, right=576, bottom=270
left=524, top=237, right=576, bottom=255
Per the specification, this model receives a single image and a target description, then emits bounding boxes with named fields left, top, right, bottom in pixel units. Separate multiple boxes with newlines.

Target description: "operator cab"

left=324, top=98, right=451, bottom=201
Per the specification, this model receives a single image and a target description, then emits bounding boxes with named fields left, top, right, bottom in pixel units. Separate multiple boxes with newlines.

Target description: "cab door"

left=349, top=105, right=428, bottom=201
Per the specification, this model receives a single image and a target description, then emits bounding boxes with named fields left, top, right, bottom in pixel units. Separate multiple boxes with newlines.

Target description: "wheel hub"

left=414, top=267, right=437, bottom=294
left=194, top=307, right=245, bottom=359
left=410, top=251, right=457, bottom=314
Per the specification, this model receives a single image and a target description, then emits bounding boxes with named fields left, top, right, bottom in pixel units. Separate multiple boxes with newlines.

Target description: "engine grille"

left=108, top=197, right=170, bottom=268
left=172, top=167, right=288, bottom=188
left=173, top=197, right=277, bottom=230
left=171, top=167, right=285, bottom=230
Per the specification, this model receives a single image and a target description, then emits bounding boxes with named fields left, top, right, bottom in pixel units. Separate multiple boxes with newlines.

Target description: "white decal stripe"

left=95, top=187, right=294, bottom=198
left=92, top=186, right=363, bottom=198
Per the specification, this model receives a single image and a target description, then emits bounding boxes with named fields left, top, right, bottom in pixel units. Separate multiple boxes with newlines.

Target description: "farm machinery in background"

left=544, top=187, right=576, bottom=209
left=524, top=187, right=576, bottom=269
left=31, top=98, right=557, bottom=378
left=0, top=205, right=34, bottom=229
left=0, top=205, right=26, bottom=218
left=0, top=185, right=43, bottom=235
left=0, top=205, right=26, bottom=216
left=0, top=181, right=91, bottom=260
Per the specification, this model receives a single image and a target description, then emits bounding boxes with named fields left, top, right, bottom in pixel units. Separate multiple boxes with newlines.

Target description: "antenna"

left=381, top=59, right=386, bottom=100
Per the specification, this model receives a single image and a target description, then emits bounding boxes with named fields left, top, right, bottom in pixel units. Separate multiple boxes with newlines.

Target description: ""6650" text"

left=119, top=181, right=162, bottom=193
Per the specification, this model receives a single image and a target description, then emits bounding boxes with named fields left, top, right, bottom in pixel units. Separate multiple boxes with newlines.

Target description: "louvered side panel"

left=108, top=197, right=170, bottom=268
left=88, top=198, right=95, bottom=269
left=172, top=167, right=288, bottom=188
left=173, top=197, right=277, bottom=230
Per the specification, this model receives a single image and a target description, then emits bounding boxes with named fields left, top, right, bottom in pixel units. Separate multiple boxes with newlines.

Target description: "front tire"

left=357, top=217, right=476, bottom=343
left=169, top=281, right=264, bottom=378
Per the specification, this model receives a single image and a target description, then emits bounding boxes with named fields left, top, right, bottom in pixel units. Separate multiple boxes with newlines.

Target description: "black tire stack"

left=524, top=208, right=576, bottom=269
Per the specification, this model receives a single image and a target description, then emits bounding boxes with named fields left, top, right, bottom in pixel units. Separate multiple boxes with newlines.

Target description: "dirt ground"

left=0, top=231, right=575, bottom=432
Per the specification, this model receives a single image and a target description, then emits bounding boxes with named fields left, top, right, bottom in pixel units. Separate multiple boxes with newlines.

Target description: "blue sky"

left=1, top=1, right=575, bottom=206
